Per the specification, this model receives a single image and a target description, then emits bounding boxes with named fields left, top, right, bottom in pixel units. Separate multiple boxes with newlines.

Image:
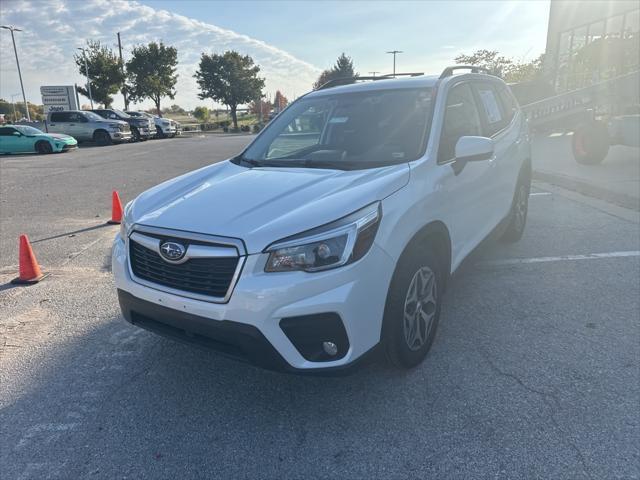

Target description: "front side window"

left=238, top=87, right=433, bottom=170
left=68, top=112, right=86, bottom=123
left=438, top=83, right=482, bottom=163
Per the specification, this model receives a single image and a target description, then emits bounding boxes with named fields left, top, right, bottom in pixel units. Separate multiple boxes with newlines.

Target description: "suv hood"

left=130, top=160, right=409, bottom=254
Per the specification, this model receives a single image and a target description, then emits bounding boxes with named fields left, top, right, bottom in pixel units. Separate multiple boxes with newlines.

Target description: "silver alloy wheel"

left=514, top=185, right=528, bottom=232
left=403, top=266, right=437, bottom=351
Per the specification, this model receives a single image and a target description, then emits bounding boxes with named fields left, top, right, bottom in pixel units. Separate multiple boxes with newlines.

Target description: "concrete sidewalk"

left=532, top=133, right=640, bottom=210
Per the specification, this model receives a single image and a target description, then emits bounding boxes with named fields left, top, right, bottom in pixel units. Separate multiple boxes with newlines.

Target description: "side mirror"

left=454, top=136, right=494, bottom=162
left=12, top=131, right=22, bottom=136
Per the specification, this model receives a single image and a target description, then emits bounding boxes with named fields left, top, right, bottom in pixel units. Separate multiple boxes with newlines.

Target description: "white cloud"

left=0, top=0, right=321, bottom=110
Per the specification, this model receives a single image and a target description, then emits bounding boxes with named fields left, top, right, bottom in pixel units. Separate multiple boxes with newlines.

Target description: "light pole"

left=1, top=25, right=30, bottom=121
left=77, top=47, right=94, bottom=108
left=10, top=93, right=20, bottom=121
left=386, top=50, right=403, bottom=77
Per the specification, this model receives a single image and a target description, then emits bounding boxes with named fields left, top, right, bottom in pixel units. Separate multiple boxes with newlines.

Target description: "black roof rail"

left=316, top=72, right=425, bottom=90
left=439, top=65, right=495, bottom=79
left=380, top=72, right=425, bottom=78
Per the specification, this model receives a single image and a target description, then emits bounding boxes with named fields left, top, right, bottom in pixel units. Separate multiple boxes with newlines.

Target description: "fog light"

left=322, top=341, right=338, bottom=356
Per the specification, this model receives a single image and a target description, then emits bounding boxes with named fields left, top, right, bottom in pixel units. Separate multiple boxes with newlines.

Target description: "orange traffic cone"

left=11, top=234, right=45, bottom=285
left=107, top=190, right=123, bottom=224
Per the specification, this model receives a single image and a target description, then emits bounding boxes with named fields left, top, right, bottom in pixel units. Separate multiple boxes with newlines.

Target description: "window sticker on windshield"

left=478, top=89, right=502, bottom=124
left=329, top=116, right=349, bottom=123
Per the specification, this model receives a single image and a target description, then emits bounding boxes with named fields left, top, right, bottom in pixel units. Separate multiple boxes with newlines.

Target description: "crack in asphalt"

left=478, top=348, right=594, bottom=480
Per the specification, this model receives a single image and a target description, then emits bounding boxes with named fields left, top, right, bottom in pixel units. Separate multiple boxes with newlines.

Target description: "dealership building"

left=544, top=0, right=639, bottom=92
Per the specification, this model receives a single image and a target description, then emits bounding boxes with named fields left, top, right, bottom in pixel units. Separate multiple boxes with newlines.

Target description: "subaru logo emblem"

left=159, top=241, right=186, bottom=262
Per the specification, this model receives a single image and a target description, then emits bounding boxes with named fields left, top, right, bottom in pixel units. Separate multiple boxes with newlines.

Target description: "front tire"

left=384, top=249, right=442, bottom=369
left=35, top=141, right=53, bottom=154
left=93, top=130, right=112, bottom=146
left=155, top=126, right=165, bottom=139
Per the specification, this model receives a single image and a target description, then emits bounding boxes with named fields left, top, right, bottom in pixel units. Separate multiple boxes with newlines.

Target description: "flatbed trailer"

left=520, top=70, right=640, bottom=164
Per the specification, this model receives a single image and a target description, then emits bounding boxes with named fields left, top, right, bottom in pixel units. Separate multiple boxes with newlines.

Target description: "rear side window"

left=0, top=127, right=17, bottom=136
left=50, top=112, right=70, bottom=122
left=497, top=85, right=518, bottom=124
left=438, top=83, right=483, bottom=163
left=475, top=84, right=505, bottom=136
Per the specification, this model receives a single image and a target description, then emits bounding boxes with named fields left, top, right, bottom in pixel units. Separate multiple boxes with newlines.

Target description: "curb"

left=533, top=170, right=640, bottom=212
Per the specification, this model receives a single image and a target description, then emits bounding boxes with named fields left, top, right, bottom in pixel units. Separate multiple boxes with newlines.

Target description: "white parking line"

left=530, top=192, right=552, bottom=196
left=478, top=251, right=640, bottom=266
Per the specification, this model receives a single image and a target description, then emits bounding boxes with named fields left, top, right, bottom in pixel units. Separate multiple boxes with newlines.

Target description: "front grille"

left=120, top=124, right=130, bottom=132
left=129, top=239, right=239, bottom=298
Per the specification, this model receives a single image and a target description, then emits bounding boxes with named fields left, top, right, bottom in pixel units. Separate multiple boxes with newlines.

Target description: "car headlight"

left=108, top=123, right=120, bottom=130
left=119, top=201, right=134, bottom=239
left=264, top=203, right=381, bottom=273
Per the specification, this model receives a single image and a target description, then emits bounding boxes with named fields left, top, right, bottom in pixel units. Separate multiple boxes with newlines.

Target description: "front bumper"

left=112, top=233, right=394, bottom=372
left=109, top=130, right=133, bottom=142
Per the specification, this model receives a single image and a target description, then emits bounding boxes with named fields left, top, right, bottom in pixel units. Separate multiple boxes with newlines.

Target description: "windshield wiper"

left=236, top=156, right=264, bottom=168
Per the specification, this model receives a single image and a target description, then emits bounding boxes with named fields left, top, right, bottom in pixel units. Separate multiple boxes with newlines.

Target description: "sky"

left=0, top=0, right=550, bottom=111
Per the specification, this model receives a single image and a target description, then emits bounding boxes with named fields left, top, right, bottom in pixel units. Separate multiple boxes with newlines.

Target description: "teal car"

left=0, top=125, right=78, bottom=154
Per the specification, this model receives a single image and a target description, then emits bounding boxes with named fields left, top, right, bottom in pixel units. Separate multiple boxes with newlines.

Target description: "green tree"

left=0, top=99, right=44, bottom=122
left=454, top=49, right=545, bottom=83
left=313, top=53, right=357, bottom=89
left=454, top=49, right=513, bottom=77
left=126, top=41, right=178, bottom=115
left=74, top=40, right=125, bottom=108
left=193, top=106, right=210, bottom=122
left=194, top=51, right=265, bottom=129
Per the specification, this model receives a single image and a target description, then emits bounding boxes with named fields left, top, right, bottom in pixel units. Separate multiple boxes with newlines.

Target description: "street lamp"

left=1, top=25, right=30, bottom=121
left=386, top=50, right=403, bottom=77
left=77, top=47, right=94, bottom=108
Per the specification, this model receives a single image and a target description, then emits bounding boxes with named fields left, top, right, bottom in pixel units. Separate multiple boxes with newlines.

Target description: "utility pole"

left=386, top=50, right=403, bottom=77
left=368, top=71, right=380, bottom=78
left=77, top=47, right=94, bottom=109
left=117, top=32, right=128, bottom=110
left=1, top=25, right=30, bottom=121
left=10, top=93, right=19, bottom=121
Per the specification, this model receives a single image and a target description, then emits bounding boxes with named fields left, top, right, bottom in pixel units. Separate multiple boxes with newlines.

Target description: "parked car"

left=0, top=124, right=77, bottom=154
left=91, top=108, right=153, bottom=142
left=125, top=111, right=177, bottom=139
left=46, top=110, right=131, bottom=146
left=113, top=67, right=531, bottom=374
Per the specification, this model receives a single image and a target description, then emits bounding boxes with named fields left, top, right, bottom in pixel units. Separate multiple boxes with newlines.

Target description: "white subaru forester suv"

left=113, top=67, right=531, bottom=374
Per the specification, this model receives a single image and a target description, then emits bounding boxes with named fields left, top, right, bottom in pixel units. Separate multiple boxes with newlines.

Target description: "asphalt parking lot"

left=1, top=135, right=639, bottom=479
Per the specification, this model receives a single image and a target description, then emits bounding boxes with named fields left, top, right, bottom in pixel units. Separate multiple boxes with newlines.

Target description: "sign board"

left=40, top=85, right=79, bottom=114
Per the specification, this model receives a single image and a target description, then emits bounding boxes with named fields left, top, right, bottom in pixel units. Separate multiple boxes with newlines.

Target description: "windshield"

left=126, top=111, right=141, bottom=117
left=238, top=87, right=434, bottom=170
left=83, top=111, right=105, bottom=121
left=14, top=125, right=44, bottom=136
left=113, top=109, right=131, bottom=118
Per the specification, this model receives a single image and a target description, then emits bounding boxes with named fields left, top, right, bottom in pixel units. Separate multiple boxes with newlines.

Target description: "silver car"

left=46, top=110, right=132, bottom=146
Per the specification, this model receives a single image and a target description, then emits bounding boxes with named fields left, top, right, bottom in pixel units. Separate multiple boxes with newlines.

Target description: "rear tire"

left=572, top=120, right=609, bottom=165
left=501, top=175, right=530, bottom=243
left=384, top=248, right=442, bottom=369
left=35, top=141, right=53, bottom=154
left=93, top=130, right=112, bottom=146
